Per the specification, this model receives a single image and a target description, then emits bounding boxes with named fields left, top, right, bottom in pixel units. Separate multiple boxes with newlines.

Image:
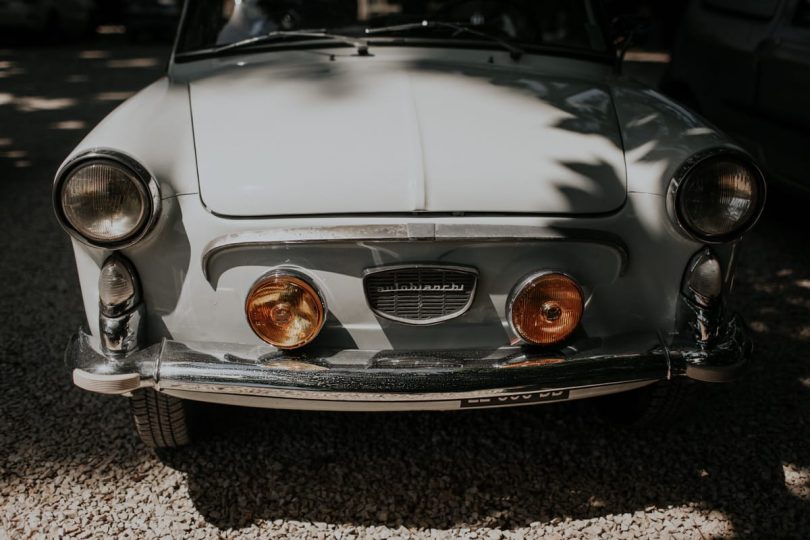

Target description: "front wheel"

left=599, top=379, right=699, bottom=428
left=129, top=388, right=191, bottom=448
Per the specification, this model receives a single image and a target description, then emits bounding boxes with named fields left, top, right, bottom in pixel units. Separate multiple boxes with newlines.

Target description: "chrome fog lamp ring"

left=667, top=148, right=766, bottom=244
left=245, top=268, right=328, bottom=350
left=53, top=148, right=161, bottom=249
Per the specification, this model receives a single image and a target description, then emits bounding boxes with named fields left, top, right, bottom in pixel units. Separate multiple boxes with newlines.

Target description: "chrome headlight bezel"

left=53, top=149, right=161, bottom=249
left=667, top=148, right=766, bottom=244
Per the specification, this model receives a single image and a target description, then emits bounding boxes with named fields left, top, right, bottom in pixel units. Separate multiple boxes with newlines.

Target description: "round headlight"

left=508, top=272, right=584, bottom=346
left=673, top=153, right=765, bottom=242
left=246, top=272, right=326, bottom=349
left=54, top=151, right=159, bottom=248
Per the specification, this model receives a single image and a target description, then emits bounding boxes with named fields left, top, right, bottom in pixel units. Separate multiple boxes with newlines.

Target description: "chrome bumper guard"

left=66, top=315, right=751, bottom=411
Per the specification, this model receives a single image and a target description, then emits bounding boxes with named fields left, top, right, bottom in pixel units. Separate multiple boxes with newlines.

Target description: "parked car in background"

left=665, top=0, right=810, bottom=194
left=56, top=0, right=764, bottom=448
left=0, top=0, right=94, bottom=40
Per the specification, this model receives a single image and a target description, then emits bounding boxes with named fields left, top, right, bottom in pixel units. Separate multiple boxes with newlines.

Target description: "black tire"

left=599, top=378, right=699, bottom=429
left=129, top=388, right=191, bottom=448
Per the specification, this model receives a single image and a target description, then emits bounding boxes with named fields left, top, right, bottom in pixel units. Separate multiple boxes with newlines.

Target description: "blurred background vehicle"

left=664, top=0, right=810, bottom=195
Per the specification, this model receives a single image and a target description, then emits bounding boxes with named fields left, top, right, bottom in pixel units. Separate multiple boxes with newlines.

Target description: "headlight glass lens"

left=509, top=273, right=584, bottom=346
left=61, top=162, right=148, bottom=244
left=246, top=273, right=325, bottom=349
left=677, top=159, right=762, bottom=240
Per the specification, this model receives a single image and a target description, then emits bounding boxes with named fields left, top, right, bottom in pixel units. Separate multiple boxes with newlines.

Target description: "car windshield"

left=176, top=0, right=610, bottom=57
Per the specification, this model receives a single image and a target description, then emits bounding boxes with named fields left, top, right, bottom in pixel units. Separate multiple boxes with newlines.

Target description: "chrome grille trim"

left=363, top=264, right=478, bottom=325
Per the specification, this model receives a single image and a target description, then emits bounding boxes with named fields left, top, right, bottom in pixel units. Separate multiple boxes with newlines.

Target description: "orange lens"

left=246, top=274, right=325, bottom=349
left=509, top=273, right=584, bottom=346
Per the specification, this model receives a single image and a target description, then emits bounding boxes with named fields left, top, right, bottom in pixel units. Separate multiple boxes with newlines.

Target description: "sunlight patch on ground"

left=625, top=51, right=671, bottom=63
left=795, top=279, right=810, bottom=289
left=13, top=160, right=31, bottom=168
left=0, top=60, right=23, bottom=78
left=543, top=506, right=732, bottom=539
left=0, top=93, right=14, bottom=106
left=67, top=74, right=90, bottom=83
left=1, top=150, right=27, bottom=159
left=96, top=25, right=126, bottom=35
left=78, top=50, right=111, bottom=60
left=749, top=321, right=769, bottom=333
left=107, top=58, right=161, bottom=69
left=14, top=97, right=78, bottom=112
left=0, top=138, right=11, bottom=147
left=786, top=297, right=810, bottom=309
left=51, top=121, right=87, bottom=130
left=783, top=464, right=810, bottom=501
left=95, top=91, right=136, bottom=102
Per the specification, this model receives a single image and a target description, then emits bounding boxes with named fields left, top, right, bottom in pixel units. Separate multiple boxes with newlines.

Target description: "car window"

left=796, top=0, right=810, bottom=27
left=176, top=0, right=609, bottom=56
left=702, top=0, right=781, bottom=20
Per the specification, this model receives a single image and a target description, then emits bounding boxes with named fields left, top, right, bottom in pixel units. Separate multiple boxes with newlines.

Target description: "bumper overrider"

left=67, top=316, right=751, bottom=412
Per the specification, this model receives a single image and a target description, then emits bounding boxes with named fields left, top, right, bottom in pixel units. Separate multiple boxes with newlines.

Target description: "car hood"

left=188, top=56, right=626, bottom=217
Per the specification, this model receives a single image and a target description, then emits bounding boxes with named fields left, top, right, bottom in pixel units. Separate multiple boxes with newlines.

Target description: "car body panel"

left=185, top=49, right=627, bottom=217
left=60, top=47, right=739, bottom=352
left=58, top=38, right=754, bottom=414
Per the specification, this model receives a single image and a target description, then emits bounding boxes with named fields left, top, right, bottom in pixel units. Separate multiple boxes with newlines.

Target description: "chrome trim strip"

left=362, top=264, right=479, bottom=326
left=202, top=225, right=629, bottom=279
left=161, top=380, right=657, bottom=412
left=666, top=147, right=767, bottom=244
left=52, top=148, right=162, bottom=250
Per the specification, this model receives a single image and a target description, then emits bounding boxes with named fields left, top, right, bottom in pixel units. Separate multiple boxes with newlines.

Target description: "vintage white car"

left=57, top=0, right=765, bottom=448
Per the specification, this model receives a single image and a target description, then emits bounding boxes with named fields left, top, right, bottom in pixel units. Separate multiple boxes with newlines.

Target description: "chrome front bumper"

left=66, top=316, right=751, bottom=412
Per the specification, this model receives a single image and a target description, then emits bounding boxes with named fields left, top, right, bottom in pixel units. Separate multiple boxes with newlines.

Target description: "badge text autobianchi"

left=460, top=390, right=570, bottom=408
left=377, top=283, right=466, bottom=293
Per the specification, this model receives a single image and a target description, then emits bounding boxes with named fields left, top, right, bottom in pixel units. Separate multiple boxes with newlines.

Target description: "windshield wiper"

left=365, top=20, right=524, bottom=60
left=182, top=30, right=372, bottom=58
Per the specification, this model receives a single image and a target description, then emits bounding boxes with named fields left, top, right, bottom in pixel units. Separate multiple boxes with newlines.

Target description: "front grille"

left=363, top=265, right=478, bottom=325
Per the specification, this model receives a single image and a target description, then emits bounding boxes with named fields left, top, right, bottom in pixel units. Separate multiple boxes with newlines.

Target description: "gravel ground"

left=1, top=41, right=809, bottom=539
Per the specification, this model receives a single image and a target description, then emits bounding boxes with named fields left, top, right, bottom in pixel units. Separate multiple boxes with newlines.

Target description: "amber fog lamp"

left=246, top=273, right=326, bottom=349
left=508, top=273, right=584, bottom=346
